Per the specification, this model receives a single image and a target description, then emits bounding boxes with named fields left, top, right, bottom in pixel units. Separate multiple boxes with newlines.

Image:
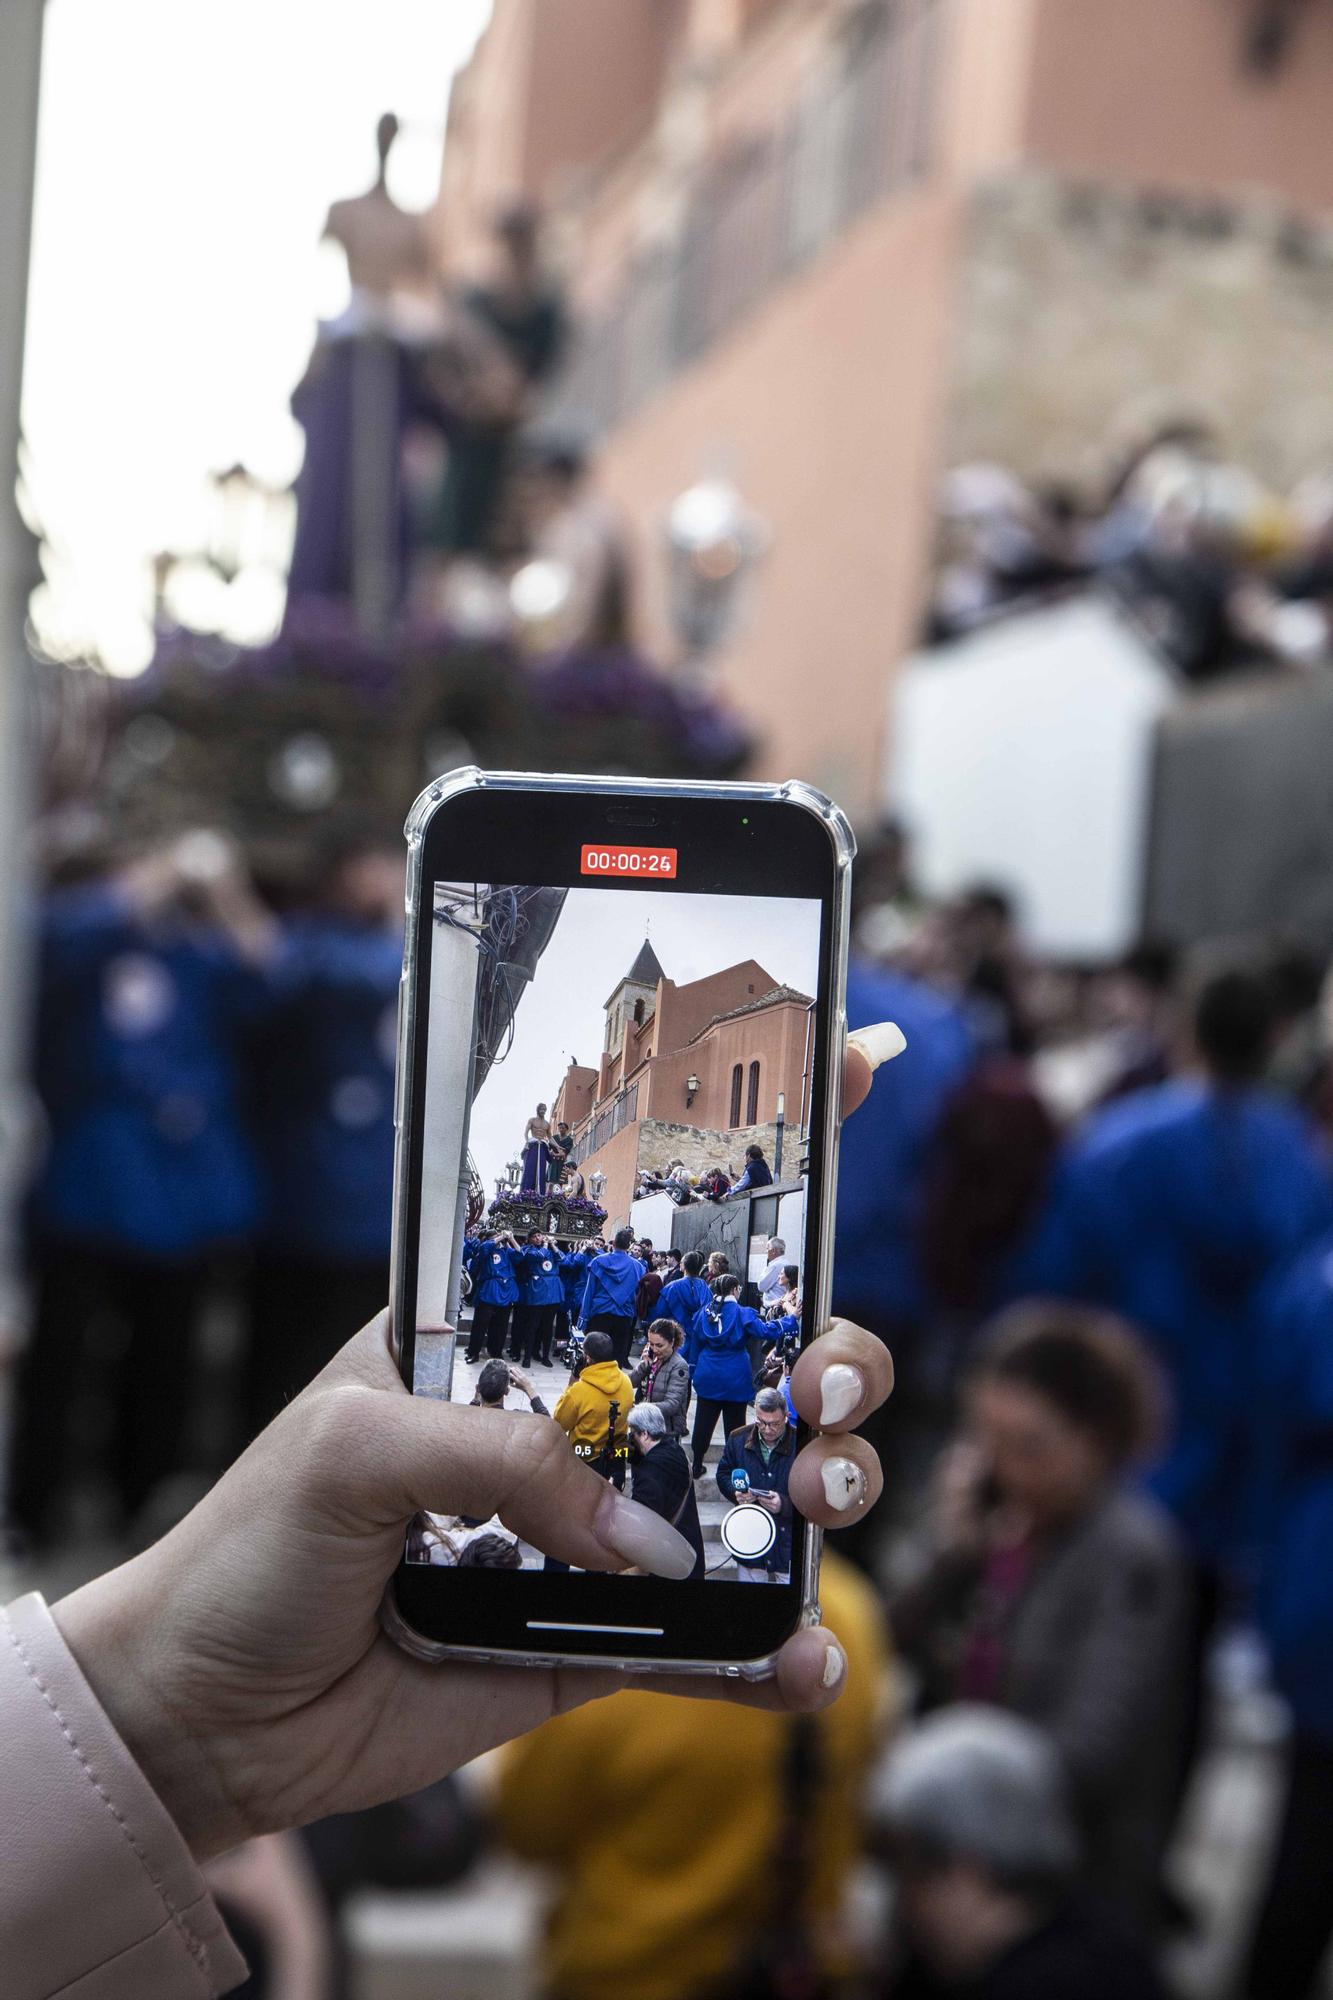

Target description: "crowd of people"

left=12, top=800, right=1333, bottom=1997
left=930, top=424, right=1333, bottom=683
left=633, top=1140, right=776, bottom=1205
left=451, top=842, right=1333, bottom=1999
left=5, top=825, right=405, bottom=1552
left=811, top=823, right=1333, bottom=1999
left=450, top=1225, right=804, bottom=1583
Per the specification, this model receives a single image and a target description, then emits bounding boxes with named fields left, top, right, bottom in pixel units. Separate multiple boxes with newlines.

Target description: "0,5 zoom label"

left=580, top=845, right=678, bottom=878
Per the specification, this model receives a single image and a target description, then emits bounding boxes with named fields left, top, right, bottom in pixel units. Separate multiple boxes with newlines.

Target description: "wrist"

left=54, top=1559, right=247, bottom=1861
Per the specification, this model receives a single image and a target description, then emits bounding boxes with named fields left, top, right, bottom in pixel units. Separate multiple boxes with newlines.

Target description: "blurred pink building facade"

left=435, top=0, right=1333, bottom=813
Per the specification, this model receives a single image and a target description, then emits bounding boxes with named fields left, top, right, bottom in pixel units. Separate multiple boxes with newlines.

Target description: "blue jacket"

left=1249, top=1238, right=1333, bottom=1743
left=832, top=959, right=973, bottom=1325
left=254, top=914, right=402, bottom=1262
left=519, top=1245, right=565, bottom=1306
left=715, top=1421, right=796, bottom=1572
left=1016, top=1079, right=1333, bottom=1558
left=31, top=884, right=275, bottom=1259
left=686, top=1296, right=762, bottom=1403
left=560, top=1249, right=592, bottom=1315
left=580, top=1248, right=644, bottom=1324
left=656, top=1273, right=711, bottom=1337
left=730, top=1156, right=773, bottom=1194
left=469, top=1241, right=523, bottom=1308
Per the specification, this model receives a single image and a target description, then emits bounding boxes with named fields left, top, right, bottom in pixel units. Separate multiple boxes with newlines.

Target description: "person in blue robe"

left=512, top=1230, right=564, bottom=1368
left=1237, top=1238, right=1333, bottom=2000
left=243, top=836, right=403, bottom=1438
left=10, top=842, right=280, bottom=1545
left=685, top=1275, right=767, bottom=1479
left=464, top=1233, right=524, bottom=1364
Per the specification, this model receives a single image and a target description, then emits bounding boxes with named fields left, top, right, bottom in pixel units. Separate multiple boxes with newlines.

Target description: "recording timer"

left=580, top=843, right=678, bottom=878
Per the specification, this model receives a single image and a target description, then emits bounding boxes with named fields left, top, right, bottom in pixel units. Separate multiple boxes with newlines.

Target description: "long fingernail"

left=594, top=1487, right=696, bottom=1579
left=820, top=1363, right=865, bottom=1426
left=848, top=1021, right=906, bottom=1071
left=821, top=1640, right=846, bottom=1689
left=820, top=1456, right=868, bottom=1513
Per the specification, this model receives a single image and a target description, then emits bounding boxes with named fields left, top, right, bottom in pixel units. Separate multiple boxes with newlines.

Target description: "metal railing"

left=553, top=0, right=943, bottom=431
left=575, top=1079, right=640, bottom=1164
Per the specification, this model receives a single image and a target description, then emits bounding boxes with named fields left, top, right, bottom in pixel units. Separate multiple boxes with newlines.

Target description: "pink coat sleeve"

left=1, top=1592, right=248, bottom=1999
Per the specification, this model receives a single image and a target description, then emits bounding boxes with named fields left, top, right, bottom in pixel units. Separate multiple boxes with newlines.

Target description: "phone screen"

left=391, top=783, right=844, bottom=1664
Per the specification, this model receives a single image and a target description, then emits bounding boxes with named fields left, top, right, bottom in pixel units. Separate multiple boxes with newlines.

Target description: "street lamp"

left=686, top=1072, right=700, bottom=1107
left=664, top=476, right=767, bottom=685
left=774, top=1090, right=785, bottom=1181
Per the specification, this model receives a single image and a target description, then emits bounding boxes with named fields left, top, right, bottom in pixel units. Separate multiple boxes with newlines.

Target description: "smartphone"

left=381, top=768, right=853, bottom=1678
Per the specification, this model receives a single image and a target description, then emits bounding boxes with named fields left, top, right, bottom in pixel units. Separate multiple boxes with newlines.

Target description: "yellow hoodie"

left=552, top=1358, right=635, bottom=1455
left=495, top=1553, right=893, bottom=2000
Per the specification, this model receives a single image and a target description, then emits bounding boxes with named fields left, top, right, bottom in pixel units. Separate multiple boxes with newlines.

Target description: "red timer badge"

left=580, top=844, right=678, bottom=879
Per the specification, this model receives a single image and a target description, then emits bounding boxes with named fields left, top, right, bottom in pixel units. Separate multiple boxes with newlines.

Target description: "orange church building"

left=551, top=938, right=814, bottom=1230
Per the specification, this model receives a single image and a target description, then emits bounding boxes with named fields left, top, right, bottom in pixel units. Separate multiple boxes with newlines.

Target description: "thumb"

left=317, top=1384, right=697, bottom=1581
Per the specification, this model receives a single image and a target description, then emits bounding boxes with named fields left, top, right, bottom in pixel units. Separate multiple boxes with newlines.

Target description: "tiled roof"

left=688, top=983, right=813, bottom=1043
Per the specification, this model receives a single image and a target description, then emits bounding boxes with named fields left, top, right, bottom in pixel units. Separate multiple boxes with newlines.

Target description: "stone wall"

left=635, top=1116, right=782, bottom=1181
left=949, top=172, right=1333, bottom=490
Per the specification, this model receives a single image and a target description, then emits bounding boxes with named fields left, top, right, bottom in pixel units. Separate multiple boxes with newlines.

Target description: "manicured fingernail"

left=821, top=1640, right=846, bottom=1689
left=820, top=1455, right=868, bottom=1513
left=848, top=1021, right=906, bottom=1071
left=820, top=1363, right=865, bottom=1426
left=594, top=1486, right=696, bottom=1579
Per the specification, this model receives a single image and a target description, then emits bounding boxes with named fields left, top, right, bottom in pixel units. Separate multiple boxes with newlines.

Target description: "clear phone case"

left=382, top=767, right=855, bottom=1679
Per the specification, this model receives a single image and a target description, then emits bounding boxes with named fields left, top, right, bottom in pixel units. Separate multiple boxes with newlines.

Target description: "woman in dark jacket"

left=627, top=1403, right=706, bottom=1578
left=889, top=1303, right=1187, bottom=1921
left=631, top=1318, right=692, bottom=1437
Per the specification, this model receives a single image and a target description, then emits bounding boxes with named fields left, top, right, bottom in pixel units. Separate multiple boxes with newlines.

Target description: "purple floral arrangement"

left=488, top=1190, right=607, bottom=1220
left=141, top=611, right=753, bottom=772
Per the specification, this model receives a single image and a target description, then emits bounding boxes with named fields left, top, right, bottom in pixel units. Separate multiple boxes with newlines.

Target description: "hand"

left=933, top=1441, right=994, bottom=1555
left=508, top=1367, right=535, bottom=1396
left=52, top=1025, right=903, bottom=1863
left=754, top=1490, right=783, bottom=1514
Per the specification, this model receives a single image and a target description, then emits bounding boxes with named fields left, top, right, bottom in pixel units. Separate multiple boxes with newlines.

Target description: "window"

left=729, top=1063, right=743, bottom=1128
left=751, top=1195, right=779, bottom=1241
left=633, top=998, right=645, bottom=1026
left=746, top=1060, right=760, bottom=1124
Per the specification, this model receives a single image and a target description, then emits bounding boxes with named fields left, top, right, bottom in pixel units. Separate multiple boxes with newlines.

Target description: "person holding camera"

left=630, top=1317, right=691, bottom=1437
left=765, top=1263, right=801, bottom=1321
left=471, top=1359, right=550, bottom=1417
left=715, top=1388, right=798, bottom=1584
left=888, top=1304, right=1187, bottom=1920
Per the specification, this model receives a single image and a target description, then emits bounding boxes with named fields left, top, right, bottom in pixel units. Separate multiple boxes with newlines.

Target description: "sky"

left=463, top=886, right=824, bottom=1197
left=21, top=0, right=491, bottom=674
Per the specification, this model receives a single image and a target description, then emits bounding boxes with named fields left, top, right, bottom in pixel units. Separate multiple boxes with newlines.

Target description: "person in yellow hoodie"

left=494, top=1549, right=892, bottom=2000
left=552, top=1330, right=634, bottom=1477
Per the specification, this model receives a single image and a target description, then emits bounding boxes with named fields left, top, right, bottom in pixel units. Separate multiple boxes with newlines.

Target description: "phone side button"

left=393, top=978, right=410, bottom=1128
